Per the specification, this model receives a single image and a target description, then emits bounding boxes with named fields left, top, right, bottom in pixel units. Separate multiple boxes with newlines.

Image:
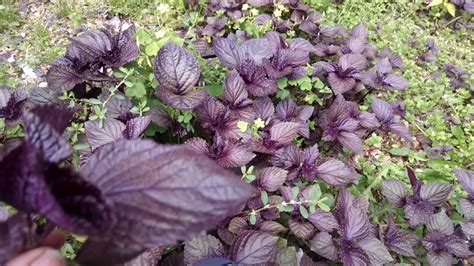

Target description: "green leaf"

left=310, top=184, right=322, bottom=200
left=428, top=0, right=443, bottom=7
left=206, top=84, right=223, bottom=96
left=246, top=175, right=256, bottom=182
left=299, top=205, right=309, bottom=219
left=309, top=205, right=316, bottom=213
left=444, top=3, right=456, bottom=16
left=249, top=213, right=257, bottom=225
left=261, top=191, right=269, bottom=205
left=318, top=202, right=331, bottom=212
left=387, top=147, right=411, bottom=156
left=451, top=125, right=464, bottom=139
left=291, top=187, right=300, bottom=200
left=277, top=77, right=288, bottom=90
left=314, top=78, right=325, bottom=89
left=145, top=42, right=160, bottom=56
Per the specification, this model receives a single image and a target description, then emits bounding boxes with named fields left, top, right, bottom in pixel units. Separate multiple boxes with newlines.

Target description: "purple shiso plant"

left=1, top=1, right=472, bottom=265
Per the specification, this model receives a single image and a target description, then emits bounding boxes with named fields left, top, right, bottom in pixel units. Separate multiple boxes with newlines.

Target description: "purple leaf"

left=223, top=70, right=249, bottom=108
left=76, top=239, right=145, bottom=266
left=380, top=179, right=408, bottom=207
left=212, top=34, right=242, bottom=68
left=230, top=230, right=278, bottom=264
left=122, top=246, right=164, bottom=266
left=81, top=139, right=254, bottom=247
left=420, top=182, right=452, bottom=206
left=383, top=75, right=409, bottom=90
left=0, top=90, right=27, bottom=121
left=426, top=252, right=452, bottom=266
left=460, top=198, right=474, bottom=220
left=123, top=116, right=151, bottom=139
left=358, top=111, right=379, bottom=128
left=327, top=73, right=356, bottom=94
left=340, top=246, right=370, bottom=265
left=156, top=87, right=207, bottom=110
left=388, top=122, right=412, bottom=141
left=253, top=97, right=275, bottom=121
left=454, top=168, right=474, bottom=198
left=384, top=218, right=417, bottom=257
left=154, top=42, right=205, bottom=109
left=310, top=232, right=338, bottom=260
left=85, top=118, right=125, bottom=151
left=288, top=220, right=315, bottom=240
left=337, top=131, right=364, bottom=154
left=0, top=214, right=28, bottom=264
left=358, top=237, right=393, bottom=265
left=371, top=98, right=393, bottom=123
left=269, top=122, right=300, bottom=145
left=257, top=167, right=288, bottom=192
left=404, top=201, right=434, bottom=226
left=100, top=90, right=132, bottom=119
left=308, top=209, right=339, bottom=232
left=460, top=221, right=474, bottom=238
left=0, top=143, right=110, bottom=236
left=316, top=159, right=357, bottom=186
left=184, top=137, right=209, bottom=155
left=426, top=211, right=454, bottom=235
left=259, top=221, right=287, bottom=235
left=184, top=235, right=224, bottom=265
left=23, top=105, right=74, bottom=163
left=148, top=106, right=171, bottom=128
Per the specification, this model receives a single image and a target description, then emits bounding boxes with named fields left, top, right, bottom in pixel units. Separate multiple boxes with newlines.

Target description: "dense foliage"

left=0, top=0, right=472, bottom=265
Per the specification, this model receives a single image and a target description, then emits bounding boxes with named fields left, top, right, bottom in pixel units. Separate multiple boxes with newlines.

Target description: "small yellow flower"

left=273, top=9, right=282, bottom=18
left=157, top=3, right=170, bottom=14
left=250, top=8, right=259, bottom=16
left=254, top=118, right=266, bottom=129
left=242, top=3, right=250, bottom=11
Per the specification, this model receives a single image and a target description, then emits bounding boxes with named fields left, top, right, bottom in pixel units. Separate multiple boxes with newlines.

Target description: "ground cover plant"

left=0, top=0, right=473, bottom=265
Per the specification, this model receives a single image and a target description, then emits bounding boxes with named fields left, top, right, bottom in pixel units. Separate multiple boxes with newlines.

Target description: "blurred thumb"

left=6, top=248, right=66, bottom=266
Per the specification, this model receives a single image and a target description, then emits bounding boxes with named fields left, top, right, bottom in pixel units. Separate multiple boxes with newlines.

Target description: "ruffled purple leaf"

left=23, top=105, right=74, bottom=163
left=308, top=209, right=339, bottom=232
left=372, top=98, right=412, bottom=141
left=230, top=230, right=278, bottom=264
left=0, top=214, right=29, bottom=264
left=454, top=168, right=474, bottom=198
left=0, top=90, right=27, bottom=121
left=259, top=221, right=288, bottom=235
left=85, top=118, right=126, bottom=151
left=81, top=139, right=255, bottom=247
left=184, top=234, right=224, bottom=265
left=404, top=200, right=435, bottom=226
left=269, top=122, right=300, bottom=146
left=202, top=17, right=227, bottom=36
left=123, top=115, right=151, bottom=139
left=156, top=88, right=207, bottom=110
left=288, top=220, right=315, bottom=240
left=378, top=46, right=404, bottom=69
left=420, top=182, right=452, bottom=206
left=196, top=96, right=244, bottom=140
left=238, top=59, right=277, bottom=97
left=316, top=159, right=357, bottom=186
left=384, top=217, right=417, bottom=257
left=256, top=167, right=288, bottom=192
left=357, top=237, right=393, bottom=265
left=154, top=41, right=206, bottom=109
left=253, top=96, right=275, bottom=122
left=380, top=179, right=408, bottom=207
left=310, top=232, right=338, bottom=260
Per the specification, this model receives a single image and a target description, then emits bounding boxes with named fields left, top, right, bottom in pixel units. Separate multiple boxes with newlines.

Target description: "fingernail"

left=31, top=249, right=66, bottom=266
